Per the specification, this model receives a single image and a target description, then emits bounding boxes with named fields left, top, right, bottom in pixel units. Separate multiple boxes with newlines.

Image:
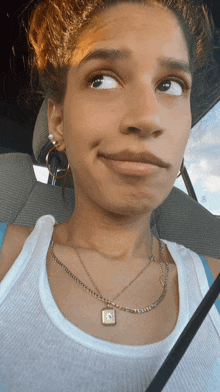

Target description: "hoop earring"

left=177, top=158, right=185, bottom=178
left=46, top=144, right=70, bottom=179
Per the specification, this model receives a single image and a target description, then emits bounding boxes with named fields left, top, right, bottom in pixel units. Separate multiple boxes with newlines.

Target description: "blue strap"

left=199, top=255, right=220, bottom=314
left=0, top=223, right=7, bottom=251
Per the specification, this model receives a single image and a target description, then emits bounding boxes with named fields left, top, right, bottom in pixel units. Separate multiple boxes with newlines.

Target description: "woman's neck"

left=54, top=207, right=154, bottom=263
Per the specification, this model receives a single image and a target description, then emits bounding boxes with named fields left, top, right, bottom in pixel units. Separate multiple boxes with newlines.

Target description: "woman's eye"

left=157, top=80, right=185, bottom=96
left=88, top=74, right=119, bottom=89
left=87, top=73, right=187, bottom=96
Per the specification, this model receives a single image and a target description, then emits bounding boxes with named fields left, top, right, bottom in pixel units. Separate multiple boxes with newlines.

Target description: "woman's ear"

left=47, top=99, right=66, bottom=151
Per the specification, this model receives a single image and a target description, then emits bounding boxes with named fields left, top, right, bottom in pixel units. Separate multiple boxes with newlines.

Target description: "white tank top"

left=0, top=215, right=220, bottom=391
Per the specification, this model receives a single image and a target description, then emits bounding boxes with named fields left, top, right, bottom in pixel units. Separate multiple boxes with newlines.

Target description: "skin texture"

left=47, top=3, right=192, bottom=265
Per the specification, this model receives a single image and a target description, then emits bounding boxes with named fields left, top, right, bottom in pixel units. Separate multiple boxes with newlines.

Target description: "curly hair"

left=24, top=0, right=218, bottom=196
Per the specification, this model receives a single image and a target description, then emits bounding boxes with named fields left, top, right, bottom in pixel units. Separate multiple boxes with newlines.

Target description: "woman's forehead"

left=72, top=3, right=189, bottom=70
left=77, top=3, right=181, bottom=44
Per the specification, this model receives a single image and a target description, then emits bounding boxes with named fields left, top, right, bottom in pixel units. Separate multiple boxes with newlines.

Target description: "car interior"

left=0, top=1, right=220, bottom=256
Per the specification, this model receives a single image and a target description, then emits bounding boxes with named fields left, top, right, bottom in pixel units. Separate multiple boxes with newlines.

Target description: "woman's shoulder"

left=0, top=224, right=34, bottom=282
left=204, top=256, right=220, bottom=278
left=203, top=256, right=220, bottom=303
left=162, top=240, right=220, bottom=279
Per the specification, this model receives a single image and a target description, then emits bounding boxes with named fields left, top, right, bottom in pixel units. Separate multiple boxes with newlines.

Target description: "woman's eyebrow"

left=77, top=47, right=192, bottom=77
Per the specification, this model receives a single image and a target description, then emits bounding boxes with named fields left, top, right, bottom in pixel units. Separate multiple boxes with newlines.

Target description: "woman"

left=0, top=0, right=219, bottom=391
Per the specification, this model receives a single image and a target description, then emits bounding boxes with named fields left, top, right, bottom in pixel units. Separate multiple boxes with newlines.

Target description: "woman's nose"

left=119, top=83, right=163, bottom=138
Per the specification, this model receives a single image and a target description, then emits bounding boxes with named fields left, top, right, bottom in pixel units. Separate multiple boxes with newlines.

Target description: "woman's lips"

left=101, top=157, right=158, bottom=176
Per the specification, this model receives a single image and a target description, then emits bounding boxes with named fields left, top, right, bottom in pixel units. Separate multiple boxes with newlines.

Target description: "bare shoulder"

left=204, top=256, right=220, bottom=302
left=204, top=256, right=220, bottom=278
left=0, top=224, right=34, bottom=282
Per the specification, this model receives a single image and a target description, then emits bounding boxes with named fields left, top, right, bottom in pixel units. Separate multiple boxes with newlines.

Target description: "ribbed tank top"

left=0, top=215, right=220, bottom=391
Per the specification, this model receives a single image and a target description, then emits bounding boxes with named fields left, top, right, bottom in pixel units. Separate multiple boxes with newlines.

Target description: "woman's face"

left=50, top=3, right=192, bottom=217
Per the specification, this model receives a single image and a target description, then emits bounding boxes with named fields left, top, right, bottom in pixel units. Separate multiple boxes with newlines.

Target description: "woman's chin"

left=100, top=199, right=157, bottom=218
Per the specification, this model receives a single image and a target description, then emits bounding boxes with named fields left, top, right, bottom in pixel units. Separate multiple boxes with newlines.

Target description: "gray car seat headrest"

left=32, top=97, right=51, bottom=164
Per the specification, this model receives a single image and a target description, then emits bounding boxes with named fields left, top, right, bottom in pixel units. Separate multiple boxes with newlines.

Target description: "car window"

left=174, top=100, right=220, bottom=217
left=33, top=165, right=49, bottom=184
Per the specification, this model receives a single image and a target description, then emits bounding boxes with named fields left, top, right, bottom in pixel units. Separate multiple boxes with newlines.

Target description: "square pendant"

left=101, top=308, right=116, bottom=325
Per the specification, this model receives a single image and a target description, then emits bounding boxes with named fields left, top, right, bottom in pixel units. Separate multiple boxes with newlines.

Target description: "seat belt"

left=145, top=273, right=220, bottom=392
